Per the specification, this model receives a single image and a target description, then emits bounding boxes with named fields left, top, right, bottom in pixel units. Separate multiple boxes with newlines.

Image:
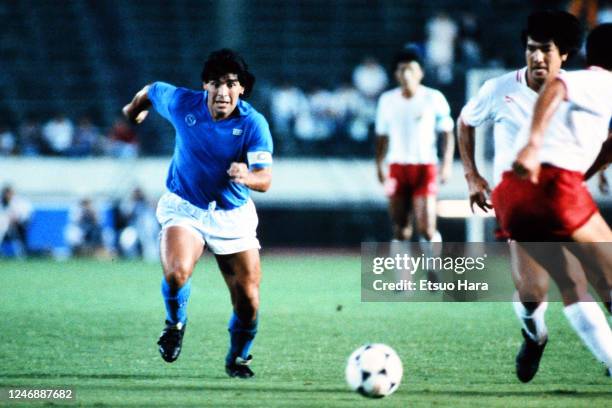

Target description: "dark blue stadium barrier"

left=23, top=206, right=115, bottom=254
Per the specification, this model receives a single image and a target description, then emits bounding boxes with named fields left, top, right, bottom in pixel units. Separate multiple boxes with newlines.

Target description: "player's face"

left=525, top=37, right=567, bottom=89
left=395, top=61, right=423, bottom=91
left=204, top=73, right=245, bottom=120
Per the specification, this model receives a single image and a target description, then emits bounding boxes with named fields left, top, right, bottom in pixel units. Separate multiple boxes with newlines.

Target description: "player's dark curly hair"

left=586, top=23, right=612, bottom=70
left=200, top=49, right=255, bottom=98
left=392, top=44, right=423, bottom=70
left=521, top=10, right=582, bottom=57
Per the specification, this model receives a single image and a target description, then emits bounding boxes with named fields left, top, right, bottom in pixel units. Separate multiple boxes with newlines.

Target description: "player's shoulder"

left=173, top=86, right=203, bottom=101
left=482, top=68, right=526, bottom=94
left=420, top=85, right=447, bottom=99
left=238, top=100, right=270, bottom=129
left=378, top=87, right=401, bottom=101
left=150, top=82, right=202, bottom=104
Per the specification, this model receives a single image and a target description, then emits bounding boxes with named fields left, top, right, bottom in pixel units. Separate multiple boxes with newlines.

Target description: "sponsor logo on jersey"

left=185, top=114, right=197, bottom=126
left=232, top=128, right=243, bottom=136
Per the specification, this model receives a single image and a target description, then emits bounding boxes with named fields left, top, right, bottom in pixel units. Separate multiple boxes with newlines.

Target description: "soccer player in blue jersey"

left=122, top=49, right=272, bottom=378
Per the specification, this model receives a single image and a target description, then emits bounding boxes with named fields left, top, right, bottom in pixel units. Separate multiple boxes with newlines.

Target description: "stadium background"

left=2, top=0, right=610, bottom=253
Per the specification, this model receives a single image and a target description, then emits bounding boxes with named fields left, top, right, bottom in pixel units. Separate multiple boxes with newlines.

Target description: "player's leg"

left=160, top=225, right=204, bottom=324
left=572, top=207, right=612, bottom=307
left=389, top=194, right=413, bottom=241
left=157, top=225, right=204, bottom=362
left=564, top=213, right=612, bottom=371
left=413, top=194, right=442, bottom=283
left=509, top=242, right=550, bottom=382
left=522, top=236, right=612, bottom=373
left=388, top=164, right=413, bottom=241
left=413, top=195, right=438, bottom=242
left=571, top=212, right=612, bottom=318
left=216, top=248, right=261, bottom=378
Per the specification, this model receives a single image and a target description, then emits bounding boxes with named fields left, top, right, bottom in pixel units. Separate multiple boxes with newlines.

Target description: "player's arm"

left=439, top=130, right=454, bottom=184
left=598, top=169, right=609, bottom=194
left=513, top=79, right=566, bottom=183
left=122, top=85, right=152, bottom=124
left=457, top=116, right=492, bottom=212
left=227, top=163, right=272, bottom=192
left=375, top=135, right=388, bottom=184
left=584, top=130, right=612, bottom=181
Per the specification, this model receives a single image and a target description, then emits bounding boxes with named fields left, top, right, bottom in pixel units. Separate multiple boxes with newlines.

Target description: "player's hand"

left=440, top=163, right=452, bottom=185
left=134, top=110, right=149, bottom=124
left=598, top=171, right=609, bottom=194
left=122, top=105, right=149, bottom=125
left=227, top=162, right=250, bottom=185
left=465, top=172, right=492, bottom=213
left=513, top=145, right=541, bottom=183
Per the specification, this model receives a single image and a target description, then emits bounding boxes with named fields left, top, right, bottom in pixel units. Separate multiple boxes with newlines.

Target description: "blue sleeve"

left=148, top=82, right=178, bottom=121
left=246, top=114, right=273, bottom=169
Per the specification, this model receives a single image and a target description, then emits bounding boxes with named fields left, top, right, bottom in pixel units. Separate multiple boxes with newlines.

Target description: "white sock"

left=564, top=302, right=612, bottom=369
left=513, top=301, right=548, bottom=344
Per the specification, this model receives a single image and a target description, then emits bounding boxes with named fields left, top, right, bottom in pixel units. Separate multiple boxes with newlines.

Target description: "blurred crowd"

left=0, top=113, right=139, bottom=158
left=267, top=56, right=387, bottom=156
left=0, top=185, right=159, bottom=261
left=266, top=11, right=486, bottom=156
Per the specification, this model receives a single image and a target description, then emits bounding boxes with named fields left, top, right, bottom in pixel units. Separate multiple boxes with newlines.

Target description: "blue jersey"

left=148, top=81, right=273, bottom=210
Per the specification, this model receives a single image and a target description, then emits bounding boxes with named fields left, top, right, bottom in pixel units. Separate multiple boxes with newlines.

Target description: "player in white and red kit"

left=375, top=46, right=454, bottom=246
left=512, top=23, right=612, bottom=377
left=458, top=11, right=588, bottom=382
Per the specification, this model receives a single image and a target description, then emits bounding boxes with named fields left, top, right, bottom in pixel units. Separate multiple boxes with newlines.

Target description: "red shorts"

left=387, top=164, right=438, bottom=198
left=491, top=165, right=598, bottom=241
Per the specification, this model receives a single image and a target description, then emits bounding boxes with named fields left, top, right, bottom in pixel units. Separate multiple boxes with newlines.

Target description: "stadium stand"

left=1, top=0, right=539, bottom=156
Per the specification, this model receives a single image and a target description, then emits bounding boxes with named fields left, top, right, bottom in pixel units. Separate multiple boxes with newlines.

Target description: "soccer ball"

left=345, top=343, right=403, bottom=398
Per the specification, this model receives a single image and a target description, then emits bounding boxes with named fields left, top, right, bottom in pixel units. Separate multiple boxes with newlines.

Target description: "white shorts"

left=156, top=192, right=260, bottom=255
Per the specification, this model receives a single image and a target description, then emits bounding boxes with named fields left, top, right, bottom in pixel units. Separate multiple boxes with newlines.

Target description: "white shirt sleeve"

left=433, top=91, right=454, bottom=132
left=460, top=78, right=495, bottom=127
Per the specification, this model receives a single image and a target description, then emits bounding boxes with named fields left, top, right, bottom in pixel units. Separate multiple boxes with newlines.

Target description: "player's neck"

left=525, top=70, right=545, bottom=93
left=401, top=85, right=420, bottom=98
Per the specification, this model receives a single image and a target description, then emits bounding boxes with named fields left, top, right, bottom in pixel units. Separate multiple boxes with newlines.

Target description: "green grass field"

left=1, top=254, right=610, bottom=407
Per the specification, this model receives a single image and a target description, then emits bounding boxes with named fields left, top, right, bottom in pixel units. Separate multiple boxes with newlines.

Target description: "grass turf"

left=0, top=255, right=610, bottom=407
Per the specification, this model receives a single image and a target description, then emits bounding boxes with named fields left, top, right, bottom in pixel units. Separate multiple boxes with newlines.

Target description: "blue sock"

left=161, top=278, right=191, bottom=325
left=226, top=312, right=258, bottom=364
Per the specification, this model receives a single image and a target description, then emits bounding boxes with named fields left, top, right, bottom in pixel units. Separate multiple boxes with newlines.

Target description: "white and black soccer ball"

left=345, top=343, right=403, bottom=398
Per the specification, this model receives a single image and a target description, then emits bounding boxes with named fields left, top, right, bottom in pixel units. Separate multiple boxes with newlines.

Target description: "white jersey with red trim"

left=375, top=86, right=454, bottom=165
left=531, top=67, right=612, bottom=173
left=460, top=67, right=570, bottom=185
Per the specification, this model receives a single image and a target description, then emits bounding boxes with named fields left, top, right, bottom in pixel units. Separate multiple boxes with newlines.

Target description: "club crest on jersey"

left=232, top=128, right=243, bottom=136
left=185, top=114, right=197, bottom=126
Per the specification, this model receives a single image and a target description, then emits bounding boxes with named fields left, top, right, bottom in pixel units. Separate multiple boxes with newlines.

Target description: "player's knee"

left=164, top=259, right=193, bottom=289
left=393, top=224, right=412, bottom=241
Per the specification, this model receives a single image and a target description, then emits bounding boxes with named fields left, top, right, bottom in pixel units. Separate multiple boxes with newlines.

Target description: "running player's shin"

left=226, top=312, right=258, bottom=364
left=161, top=277, right=191, bottom=325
